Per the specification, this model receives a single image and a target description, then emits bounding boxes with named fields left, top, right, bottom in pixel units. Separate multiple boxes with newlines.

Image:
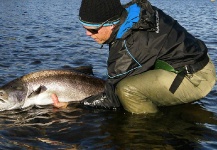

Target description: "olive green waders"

left=116, top=58, right=216, bottom=114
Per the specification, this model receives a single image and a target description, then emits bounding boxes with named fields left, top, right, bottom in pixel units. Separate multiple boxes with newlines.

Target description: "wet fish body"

left=0, top=69, right=105, bottom=111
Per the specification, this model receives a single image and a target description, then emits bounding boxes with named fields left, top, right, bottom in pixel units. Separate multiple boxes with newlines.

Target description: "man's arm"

left=80, top=81, right=121, bottom=109
left=80, top=93, right=120, bottom=109
left=52, top=82, right=121, bottom=109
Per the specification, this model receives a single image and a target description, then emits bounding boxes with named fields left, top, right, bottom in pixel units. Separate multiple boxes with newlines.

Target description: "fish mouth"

left=0, top=100, right=21, bottom=111
left=0, top=96, right=19, bottom=111
left=0, top=99, right=6, bottom=103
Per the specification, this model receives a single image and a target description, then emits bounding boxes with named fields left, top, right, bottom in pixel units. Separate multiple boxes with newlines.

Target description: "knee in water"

left=116, top=80, right=133, bottom=97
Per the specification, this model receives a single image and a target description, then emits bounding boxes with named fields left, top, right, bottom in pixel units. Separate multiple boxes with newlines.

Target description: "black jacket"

left=80, top=0, right=208, bottom=109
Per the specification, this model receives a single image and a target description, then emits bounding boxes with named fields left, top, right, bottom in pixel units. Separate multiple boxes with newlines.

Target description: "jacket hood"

left=104, top=1, right=158, bottom=44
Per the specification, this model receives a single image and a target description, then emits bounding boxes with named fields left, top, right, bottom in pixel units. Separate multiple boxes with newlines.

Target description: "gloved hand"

left=80, top=92, right=120, bottom=109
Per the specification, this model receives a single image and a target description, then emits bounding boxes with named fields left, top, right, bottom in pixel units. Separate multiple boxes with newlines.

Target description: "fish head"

left=0, top=81, right=28, bottom=111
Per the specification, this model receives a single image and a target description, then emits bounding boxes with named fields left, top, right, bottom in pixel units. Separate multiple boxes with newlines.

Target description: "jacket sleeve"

left=80, top=81, right=121, bottom=109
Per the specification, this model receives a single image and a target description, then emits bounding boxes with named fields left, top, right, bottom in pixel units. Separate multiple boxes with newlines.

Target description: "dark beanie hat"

left=79, top=0, right=125, bottom=26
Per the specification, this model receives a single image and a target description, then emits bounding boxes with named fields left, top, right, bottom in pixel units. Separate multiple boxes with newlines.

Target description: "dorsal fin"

left=61, top=65, right=94, bottom=75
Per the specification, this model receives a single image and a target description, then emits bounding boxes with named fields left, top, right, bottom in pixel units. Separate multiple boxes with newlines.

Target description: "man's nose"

left=86, top=30, right=93, bottom=36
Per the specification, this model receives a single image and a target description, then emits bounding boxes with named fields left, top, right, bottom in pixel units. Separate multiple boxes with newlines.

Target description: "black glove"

left=80, top=92, right=120, bottom=109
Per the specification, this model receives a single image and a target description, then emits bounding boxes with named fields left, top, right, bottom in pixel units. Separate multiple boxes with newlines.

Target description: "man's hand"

left=51, top=93, right=68, bottom=108
left=80, top=92, right=120, bottom=109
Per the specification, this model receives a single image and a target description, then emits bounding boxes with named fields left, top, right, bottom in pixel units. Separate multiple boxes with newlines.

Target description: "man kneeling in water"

left=53, top=0, right=216, bottom=114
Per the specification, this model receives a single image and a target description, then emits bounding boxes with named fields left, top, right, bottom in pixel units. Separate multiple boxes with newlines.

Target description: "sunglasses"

left=84, top=24, right=105, bottom=34
left=83, top=16, right=119, bottom=34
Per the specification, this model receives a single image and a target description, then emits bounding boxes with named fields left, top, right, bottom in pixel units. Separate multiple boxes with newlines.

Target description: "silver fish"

left=0, top=69, right=105, bottom=111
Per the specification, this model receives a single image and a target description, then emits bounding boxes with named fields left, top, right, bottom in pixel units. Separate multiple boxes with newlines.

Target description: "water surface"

left=0, top=0, right=217, bottom=149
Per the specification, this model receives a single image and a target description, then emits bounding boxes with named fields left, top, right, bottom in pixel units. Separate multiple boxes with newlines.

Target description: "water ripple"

left=0, top=0, right=217, bottom=149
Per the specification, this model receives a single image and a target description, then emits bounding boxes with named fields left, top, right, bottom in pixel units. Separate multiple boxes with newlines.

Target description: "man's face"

left=84, top=25, right=114, bottom=44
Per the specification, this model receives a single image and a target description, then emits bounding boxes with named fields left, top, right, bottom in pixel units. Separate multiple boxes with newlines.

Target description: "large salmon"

left=0, top=68, right=105, bottom=111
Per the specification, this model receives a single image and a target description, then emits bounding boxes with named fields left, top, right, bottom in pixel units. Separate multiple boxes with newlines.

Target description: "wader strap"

left=169, top=72, right=186, bottom=94
left=155, top=55, right=209, bottom=94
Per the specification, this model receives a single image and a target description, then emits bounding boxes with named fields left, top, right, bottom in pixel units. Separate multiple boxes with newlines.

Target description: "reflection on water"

left=0, top=103, right=217, bottom=149
left=0, top=0, right=217, bottom=149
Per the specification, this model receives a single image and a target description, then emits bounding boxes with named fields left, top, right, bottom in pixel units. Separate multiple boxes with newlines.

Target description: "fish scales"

left=0, top=69, right=105, bottom=111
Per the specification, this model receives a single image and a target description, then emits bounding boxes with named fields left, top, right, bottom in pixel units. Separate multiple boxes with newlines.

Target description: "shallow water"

left=0, top=0, right=217, bottom=149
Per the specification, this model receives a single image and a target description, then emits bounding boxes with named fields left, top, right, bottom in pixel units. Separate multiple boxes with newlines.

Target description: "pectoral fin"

left=28, top=85, right=47, bottom=98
